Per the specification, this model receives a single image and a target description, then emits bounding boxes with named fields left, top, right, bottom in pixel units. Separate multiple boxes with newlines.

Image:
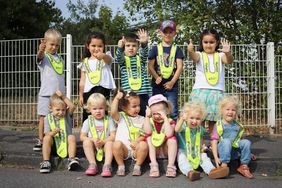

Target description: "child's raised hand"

left=39, top=39, right=46, bottom=52
left=145, top=106, right=151, bottom=118
left=115, top=89, right=124, bottom=100
left=93, top=51, right=105, bottom=60
left=137, top=29, right=149, bottom=44
left=218, top=39, right=231, bottom=53
left=55, top=90, right=64, bottom=98
left=188, top=39, right=194, bottom=53
left=117, top=36, right=125, bottom=48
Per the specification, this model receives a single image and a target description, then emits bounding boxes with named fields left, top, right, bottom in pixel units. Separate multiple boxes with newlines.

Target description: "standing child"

left=211, top=95, right=254, bottom=179
left=79, top=32, right=116, bottom=122
left=188, top=29, right=233, bottom=133
left=116, top=29, right=152, bottom=116
left=80, top=93, right=116, bottom=177
left=34, top=29, right=66, bottom=151
left=148, top=20, right=184, bottom=120
left=40, top=91, right=79, bottom=173
left=175, top=102, right=229, bottom=181
left=144, top=94, right=177, bottom=178
left=111, top=89, right=148, bottom=176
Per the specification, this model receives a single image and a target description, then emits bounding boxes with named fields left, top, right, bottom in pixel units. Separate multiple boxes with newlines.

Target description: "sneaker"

left=68, top=157, right=80, bottom=171
left=85, top=164, right=98, bottom=175
left=40, top=160, right=51, bottom=173
left=209, top=166, right=229, bottom=179
left=101, top=165, right=112, bottom=177
left=237, top=164, right=254, bottom=179
left=33, top=138, right=42, bottom=151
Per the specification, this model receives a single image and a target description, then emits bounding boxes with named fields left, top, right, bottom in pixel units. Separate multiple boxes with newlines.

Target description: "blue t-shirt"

left=148, top=44, right=184, bottom=90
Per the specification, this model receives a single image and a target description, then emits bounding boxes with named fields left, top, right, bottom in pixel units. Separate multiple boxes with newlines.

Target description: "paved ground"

left=0, top=127, right=282, bottom=180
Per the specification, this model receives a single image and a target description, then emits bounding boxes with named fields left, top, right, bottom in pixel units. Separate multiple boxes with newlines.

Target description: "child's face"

left=124, top=41, right=139, bottom=57
left=202, top=34, right=218, bottom=54
left=124, top=96, right=140, bottom=117
left=87, top=38, right=105, bottom=57
left=186, top=111, right=202, bottom=128
left=89, top=101, right=106, bottom=120
left=160, top=27, right=176, bottom=44
left=50, top=102, right=66, bottom=119
left=45, top=36, right=60, bottom=54
left=150, top=103, right=168, bottom=123
left=221, top=102, right=237, bottom=124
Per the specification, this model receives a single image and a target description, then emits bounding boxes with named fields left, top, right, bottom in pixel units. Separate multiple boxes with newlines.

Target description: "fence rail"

left=0, top=36, right=281, bottom=134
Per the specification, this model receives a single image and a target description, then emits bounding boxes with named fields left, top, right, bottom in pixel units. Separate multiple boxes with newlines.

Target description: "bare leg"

left=83, top=138, right=96, bottom=164
left=104, top=141, right=114, bottom=166
left=42, top=135, right=53, bottom=161
left=68, top=135, right=77, bottom=158
left=38, top=116, right=45, bottom=140
left=135, top=141, right=148, bottom=166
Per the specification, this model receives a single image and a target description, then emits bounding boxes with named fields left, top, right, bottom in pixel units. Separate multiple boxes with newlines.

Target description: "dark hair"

left=199, top=29, right=220, bottom=52
left=83, top=31, right=106, bottom=58
left=113, top=88, right=139, bottom=111
left=124, top=33, right=139, bottom=44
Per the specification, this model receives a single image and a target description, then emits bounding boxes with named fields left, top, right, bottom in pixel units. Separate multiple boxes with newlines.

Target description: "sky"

left=55, top=0, right=125, bottom=19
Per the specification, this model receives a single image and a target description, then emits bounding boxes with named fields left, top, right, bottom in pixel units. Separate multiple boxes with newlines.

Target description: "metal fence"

left=0, top=35, right=281, bottom=134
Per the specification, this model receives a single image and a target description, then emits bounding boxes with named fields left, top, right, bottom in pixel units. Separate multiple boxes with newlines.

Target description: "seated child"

left=111, top=89, right=149, bottom=176
left=80, top=93, right=116, bottom=177
left=40, top=91, right=79, bottom=173
left=175, top=102, right=229, bottom=181
left=144, top=94, right=177, bottom=178
left=211, top=95, right=254, bottom=179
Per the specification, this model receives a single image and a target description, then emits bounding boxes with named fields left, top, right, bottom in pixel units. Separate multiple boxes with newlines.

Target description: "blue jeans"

left=153, top=87, right=178, bottom=120
left=178, top=150, right=215, bottom=175
left=218, top=138, right=251, bottom=165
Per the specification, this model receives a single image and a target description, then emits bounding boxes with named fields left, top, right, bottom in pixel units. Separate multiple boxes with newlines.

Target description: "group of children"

left=35, top=20, right=254, bottom=180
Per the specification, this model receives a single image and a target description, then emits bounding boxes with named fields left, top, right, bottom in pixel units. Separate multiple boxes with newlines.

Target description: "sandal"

left=237, top=164, right=254, bottom=179
left=166, top=165, right=177, bottom=178
left=149, top=163, right=160, bottom=178
left=132, top=165, right=141, bottom=176
left=116, top=165, right=125, bottom=176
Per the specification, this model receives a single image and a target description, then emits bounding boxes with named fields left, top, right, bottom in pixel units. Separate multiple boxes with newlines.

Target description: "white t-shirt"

left=193, top=52, right=225, bottom=91
left=115, top=112, right=145, bottom=151
left=81, top=116, right=116, bottom=138
left=78, top=51, right=116, bottom=92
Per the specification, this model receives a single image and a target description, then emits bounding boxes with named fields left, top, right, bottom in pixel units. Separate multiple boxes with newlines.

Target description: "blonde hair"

left=44, top=28, right=62, bottom=42
left=50, top=93, right=65, bottom=107
left=86, top=93, right=107, bottom=111
left=181, top=102, right=207, bottom=120
left=219, top=95, right=242, bottom=118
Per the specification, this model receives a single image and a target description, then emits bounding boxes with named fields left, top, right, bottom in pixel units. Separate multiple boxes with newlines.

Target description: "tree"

left=0, top=0, right=63, bottom=39
left=124, top=0, right=282, bottom=45
left=61, top=0, right=130, bottom=44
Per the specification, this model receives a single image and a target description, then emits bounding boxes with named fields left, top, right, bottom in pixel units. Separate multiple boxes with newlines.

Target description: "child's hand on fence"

left=188, top=39, right=194, bottom=53
left=155, top=76, right=162, bottom=84
left=137, top=29, right=149, bottom=44
left=219, top=39, right=231, bottom=53
left=118, top=36, right=125, bottom=48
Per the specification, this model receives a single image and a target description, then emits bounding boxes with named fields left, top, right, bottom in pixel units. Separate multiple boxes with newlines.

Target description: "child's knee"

left=138, top=141, right=148, bottom=151
left=43, top=135, right=53, bottom=144
left=112, top=141, right=123, bottom=151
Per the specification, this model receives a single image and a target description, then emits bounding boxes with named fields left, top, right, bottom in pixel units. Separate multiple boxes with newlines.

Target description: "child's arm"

left=56, top=90, right=76, bottom=115
left=219, top=39, right=233, bottom=64
left=175, top=116, right=184, bottom=132
left=137, top=29, right=149, bottom=62
left=187, top=39, right=200, bottom=63
left=211, top=139, right=221, bottom=167
left=148, top=58, right=162, bottom=84
left=79, top=70, right=86, bottom=107
left=46, top=127, right=61, bottom=137
left=160, top=111, right=174, bottom=137
left=143, top=107, right=152, bottom=135
left=163, top=57, right=183, bottom=90
left=116, top=37, right=125, bottom=63
left=110, top=90, right=123, bottom=122
left=37, top=39, right=46, bottom=63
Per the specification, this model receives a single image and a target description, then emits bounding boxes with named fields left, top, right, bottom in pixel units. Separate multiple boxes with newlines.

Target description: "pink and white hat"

left=148, top=94, right=168, bottom=107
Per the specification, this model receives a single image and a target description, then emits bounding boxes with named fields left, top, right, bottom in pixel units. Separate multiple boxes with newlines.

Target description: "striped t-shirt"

left=115, top=45, right=152, bottom=95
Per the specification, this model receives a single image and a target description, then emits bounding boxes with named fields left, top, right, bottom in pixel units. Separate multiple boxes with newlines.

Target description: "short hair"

left=86, top=93, right=108, bottom=111
left=49, top=93, right=65, bottom=107
left=181, top=102, right=207, bottom=120
left=124, top=33, right=139, bottom=44
left=44, top=28, right=62, bottom=42
left=219, top=95, right=242, bottom=118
